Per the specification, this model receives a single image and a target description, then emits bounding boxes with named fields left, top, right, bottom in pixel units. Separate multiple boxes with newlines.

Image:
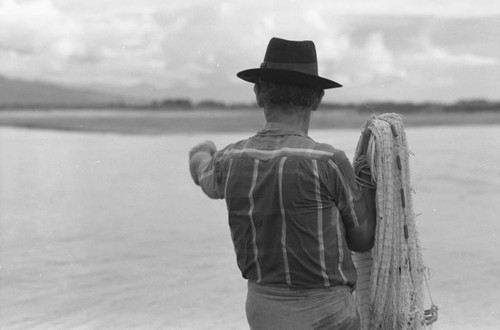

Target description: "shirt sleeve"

left=325, top=152, right=366, bottom=229
left=197, top=152, right=224, bottom=199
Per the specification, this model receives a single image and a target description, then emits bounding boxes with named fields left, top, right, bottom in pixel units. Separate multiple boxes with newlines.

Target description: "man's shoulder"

left=311, top=140, right=340, bottom=153
left=309, top=139, right=345, bottom=155
left=219, top=138, right=252, bottom=152
left=310, top=140, right=350, bottom=165
left=213, top=138, right=252, bottom=160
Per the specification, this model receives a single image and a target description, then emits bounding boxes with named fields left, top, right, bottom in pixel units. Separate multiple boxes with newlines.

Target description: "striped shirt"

left=197, top=122, right=364, bottom=288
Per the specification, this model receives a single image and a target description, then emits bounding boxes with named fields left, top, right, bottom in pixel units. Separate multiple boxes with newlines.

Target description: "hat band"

left=260, top=61, right=318, bottom=76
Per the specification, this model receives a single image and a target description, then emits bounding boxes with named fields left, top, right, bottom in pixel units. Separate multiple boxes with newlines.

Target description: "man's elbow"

left=347, top=238, right=374, bottom=253
left=201, top=186, right=222, bottom=200
left=345, top=222, right=375, bottom=253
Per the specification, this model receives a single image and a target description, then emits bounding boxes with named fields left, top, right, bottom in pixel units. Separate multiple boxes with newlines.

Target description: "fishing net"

left=352, top=113, right=434, bottom=330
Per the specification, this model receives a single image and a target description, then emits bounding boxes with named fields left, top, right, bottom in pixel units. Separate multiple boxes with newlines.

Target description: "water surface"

left=1, top=126, right=499, bottom=329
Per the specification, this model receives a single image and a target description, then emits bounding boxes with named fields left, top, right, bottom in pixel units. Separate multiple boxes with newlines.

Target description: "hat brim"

left=237, top=68, right=342, bottom=89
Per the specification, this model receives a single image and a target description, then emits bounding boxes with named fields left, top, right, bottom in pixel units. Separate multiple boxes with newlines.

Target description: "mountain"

left=89, top=81, right=253, bottom=105
left=90, top=83, right=175, bottom=103
left=0, top=75, right=131, bottom=107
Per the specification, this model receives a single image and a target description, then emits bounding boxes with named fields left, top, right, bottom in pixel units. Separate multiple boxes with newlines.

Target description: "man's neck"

left=264, top=107, right=311, bottom=135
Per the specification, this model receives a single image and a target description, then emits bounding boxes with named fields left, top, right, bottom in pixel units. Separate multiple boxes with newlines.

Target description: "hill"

left=0, top=75, right=128, bottom=108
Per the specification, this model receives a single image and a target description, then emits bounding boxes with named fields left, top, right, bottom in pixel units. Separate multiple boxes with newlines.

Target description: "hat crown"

left=261, top=38, right=318, bottom=75
left=263, top=38, right=317, bottom=64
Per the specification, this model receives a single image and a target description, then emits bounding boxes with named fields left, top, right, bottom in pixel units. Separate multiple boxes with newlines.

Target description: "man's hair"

left=257, top=81, right=323, bottom=108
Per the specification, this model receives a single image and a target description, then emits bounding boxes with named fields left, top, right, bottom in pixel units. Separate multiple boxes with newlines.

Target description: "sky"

left=0, top=0, right=499, bottom=104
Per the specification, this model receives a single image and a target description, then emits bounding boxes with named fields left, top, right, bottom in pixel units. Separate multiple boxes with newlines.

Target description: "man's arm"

left=345, top=188, right=376, bottom=252
left=344, top=126, right=377, bottom=253
left=189, top=141, right=217, bottom=185
left=189, top=140, right=223, bottom=199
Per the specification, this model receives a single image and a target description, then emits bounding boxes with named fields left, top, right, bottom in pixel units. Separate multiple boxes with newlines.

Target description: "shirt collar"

left=257, top=122, right=308, bottom=137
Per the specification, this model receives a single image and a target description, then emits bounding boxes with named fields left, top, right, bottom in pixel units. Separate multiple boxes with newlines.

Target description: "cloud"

left=391, top=22, right=500, bottom=91
left=322, top=15, right=499, bottom=92
left=0, top=0, right=84, bottom=57
left=0, top=0, right=168, bottom=85
left=322, top=0, right=500, bottom=17
left=410, top=43, right=498, bottom=67
left=0, top=0, right=92, bottom=81
left=0, top=0, right=498, bottom=102
left=322, top=32, right=408, bottom=88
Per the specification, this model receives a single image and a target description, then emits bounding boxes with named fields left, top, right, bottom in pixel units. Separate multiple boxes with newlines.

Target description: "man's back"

left=198, top=122, right=363, bottom=288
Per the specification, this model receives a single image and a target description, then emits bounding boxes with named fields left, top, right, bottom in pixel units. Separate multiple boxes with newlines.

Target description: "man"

left=189, top=38, right=376, bottom=329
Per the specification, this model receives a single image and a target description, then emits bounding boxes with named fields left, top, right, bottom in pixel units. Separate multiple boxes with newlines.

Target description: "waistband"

left=247, top=281, right=352, bottom=299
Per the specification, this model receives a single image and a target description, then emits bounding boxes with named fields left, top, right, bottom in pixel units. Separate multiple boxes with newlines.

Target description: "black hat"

left=237, top=37, right=342, bottom=89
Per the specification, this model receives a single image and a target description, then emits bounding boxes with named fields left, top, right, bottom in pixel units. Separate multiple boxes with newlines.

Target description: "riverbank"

left=1, top=108, right=500, bottom=135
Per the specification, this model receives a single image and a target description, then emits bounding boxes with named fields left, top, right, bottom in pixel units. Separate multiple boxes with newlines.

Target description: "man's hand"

left=359, top=120, right=372, bottom=155
left=189, top=141, right=217, bottom=159
left=189, top=141, right=217, bottom=185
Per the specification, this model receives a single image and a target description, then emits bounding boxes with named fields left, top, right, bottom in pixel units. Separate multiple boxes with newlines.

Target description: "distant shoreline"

left=1, top=108, right=500, bottom=135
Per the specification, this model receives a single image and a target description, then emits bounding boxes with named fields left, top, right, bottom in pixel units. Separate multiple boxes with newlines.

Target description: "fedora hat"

left=237, top=37, right=342, bottom=89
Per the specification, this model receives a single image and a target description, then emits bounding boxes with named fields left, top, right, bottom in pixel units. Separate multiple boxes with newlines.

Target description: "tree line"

left=1, top=98, right=499, bottom=113
left=145, top=98, right=500, bottom=113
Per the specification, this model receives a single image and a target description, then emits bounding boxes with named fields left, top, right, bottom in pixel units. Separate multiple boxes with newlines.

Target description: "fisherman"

left=189, top=37, right=376, bottom=329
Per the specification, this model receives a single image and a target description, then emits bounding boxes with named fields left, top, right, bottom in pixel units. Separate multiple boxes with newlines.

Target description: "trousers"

left=246, top=281, right=360, bottom=330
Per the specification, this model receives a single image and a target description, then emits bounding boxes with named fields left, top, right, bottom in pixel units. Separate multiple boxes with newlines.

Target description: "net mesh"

left=352, top=113, right=426, bottom=330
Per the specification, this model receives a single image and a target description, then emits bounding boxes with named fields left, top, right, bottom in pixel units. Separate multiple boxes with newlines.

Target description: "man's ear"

left=312, top=90, right=325, bottom=111
left=254, top=84, right=264, bottom=108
